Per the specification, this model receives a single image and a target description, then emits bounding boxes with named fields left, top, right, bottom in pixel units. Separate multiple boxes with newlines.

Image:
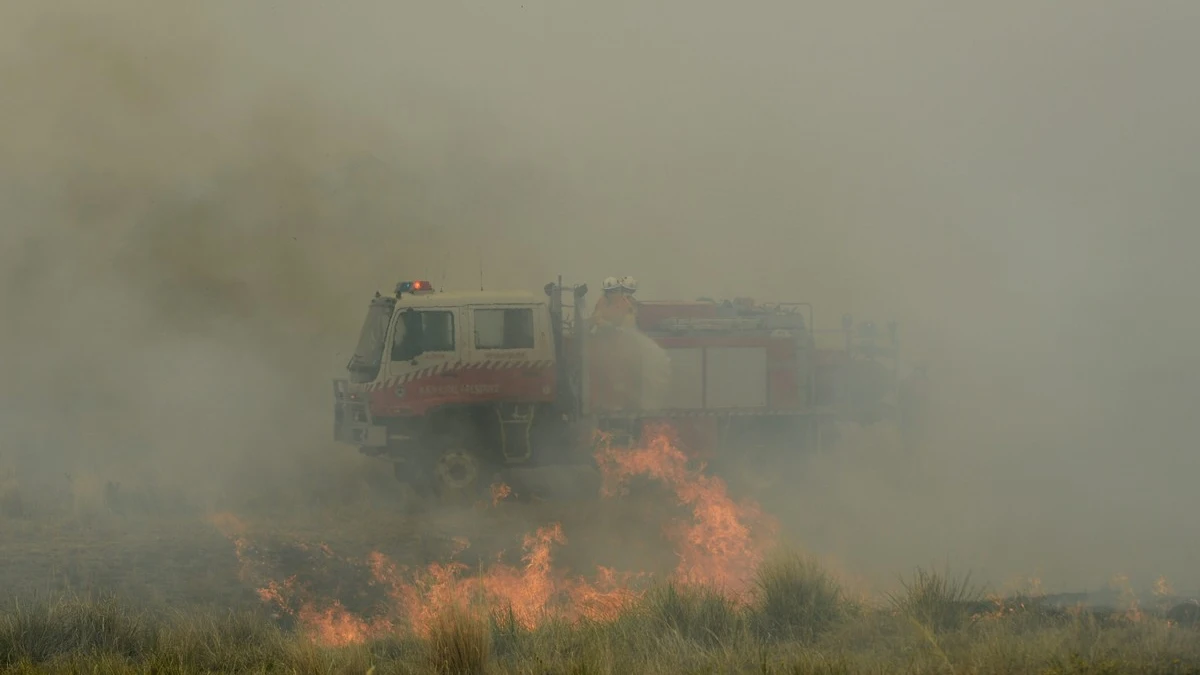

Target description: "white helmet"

left=619, top=276, right=638, bottom=293
left=602, top=276, right=620, bottom=292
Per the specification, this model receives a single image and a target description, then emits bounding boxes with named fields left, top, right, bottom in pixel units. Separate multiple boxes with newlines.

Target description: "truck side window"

left=391, top=310, right=455, bottom=361
left=420, top=311, right=456, bottom=352
left=475, top=308, right=535, bottom=349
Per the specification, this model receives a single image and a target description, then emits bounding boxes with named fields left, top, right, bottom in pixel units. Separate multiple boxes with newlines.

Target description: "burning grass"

left=200, top=423, right=776, bottom=645
left=5, top=429, right=1200, bottom=672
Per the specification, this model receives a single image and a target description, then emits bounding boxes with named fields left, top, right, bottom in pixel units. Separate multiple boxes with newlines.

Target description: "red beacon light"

left=395, top=280, right=435, bottom=297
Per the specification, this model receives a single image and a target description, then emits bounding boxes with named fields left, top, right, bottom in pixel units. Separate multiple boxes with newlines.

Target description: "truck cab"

left=334, top=281, right=565, bottom=498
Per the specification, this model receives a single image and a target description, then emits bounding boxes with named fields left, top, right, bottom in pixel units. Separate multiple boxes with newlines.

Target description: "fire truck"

left=333, top=278, right=903, bottom=500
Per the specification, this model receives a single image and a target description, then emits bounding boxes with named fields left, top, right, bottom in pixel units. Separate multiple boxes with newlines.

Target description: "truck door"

left=385, top=305, right=465, bottom=387
left=466, top=304, right=556, bottom=400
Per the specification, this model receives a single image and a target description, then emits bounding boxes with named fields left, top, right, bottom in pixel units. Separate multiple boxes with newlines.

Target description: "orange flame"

left=491, top=481, right=513, bottom=507
left=1154, top=575, right=1174, bottom=600
left=208, top=512, right=261, bottom=584
left=297, top=601, right=384, bottom=647
left=363, top=522, right=641, bottom=638
left=1110, top=573, right=1144, bottom=623
left=212, top=421, right=775, bottom=645
left=595, top=423, right=777, bottom=598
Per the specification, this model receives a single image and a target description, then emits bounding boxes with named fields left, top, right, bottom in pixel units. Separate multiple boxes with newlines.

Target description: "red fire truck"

left=333, top=278, right=902, bottom=499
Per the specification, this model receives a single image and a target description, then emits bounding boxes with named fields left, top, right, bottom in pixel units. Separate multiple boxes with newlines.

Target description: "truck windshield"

left=346, top=296, right=394, bottom=383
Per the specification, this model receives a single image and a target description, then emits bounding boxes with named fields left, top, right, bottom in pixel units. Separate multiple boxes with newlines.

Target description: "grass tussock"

left=1, top=572, right=1199, bottom=674
left=889, top=565, right=987, bottom=632
left=636, top=583, right=744, bottom=648
left=753, top=550, right=855, bottom=641
left=428, top=608, right=490, bottom=675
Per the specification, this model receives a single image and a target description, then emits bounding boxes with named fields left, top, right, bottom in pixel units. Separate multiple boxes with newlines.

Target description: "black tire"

left=430, top=439, right=496, bottom=504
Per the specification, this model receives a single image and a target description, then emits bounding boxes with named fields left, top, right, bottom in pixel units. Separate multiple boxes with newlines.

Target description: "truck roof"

left=395, top=290, right=544, bottom=308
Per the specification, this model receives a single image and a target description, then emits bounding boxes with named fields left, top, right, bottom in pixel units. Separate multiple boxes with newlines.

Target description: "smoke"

left=0, top=0, right=564, bottom=505
left=2, top=0, right=1199, bottom=597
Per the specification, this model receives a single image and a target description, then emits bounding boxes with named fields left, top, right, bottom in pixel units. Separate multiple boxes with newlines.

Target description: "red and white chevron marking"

left=367, top=360, right=555, bottom=392
left=595, top=408, right=838, bottom=418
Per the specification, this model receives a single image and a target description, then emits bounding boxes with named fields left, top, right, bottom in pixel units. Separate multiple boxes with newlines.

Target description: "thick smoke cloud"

left=2, top=0, right=1198, bottom=593
left=0, top=0, right=565, bottom=505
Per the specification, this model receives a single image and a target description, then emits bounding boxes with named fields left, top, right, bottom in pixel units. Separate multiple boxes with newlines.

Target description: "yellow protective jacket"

left=590, top=293, right=637, bottom=329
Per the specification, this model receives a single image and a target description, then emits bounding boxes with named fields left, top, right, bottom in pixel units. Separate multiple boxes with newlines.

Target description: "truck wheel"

left=433, top=446, right=493, bottom=503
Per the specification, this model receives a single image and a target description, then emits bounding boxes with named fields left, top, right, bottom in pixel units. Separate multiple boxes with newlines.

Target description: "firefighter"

left=612, top=275, right=639, bottom=328
left=618, top=275, right=639, bottom=303
left=590, top=276, right=637, bottom=331
left=588, top=276, right=642, bottom=410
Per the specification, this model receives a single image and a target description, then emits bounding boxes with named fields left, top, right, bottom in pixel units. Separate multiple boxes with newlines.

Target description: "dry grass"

left=428, top=609, right=490, bottom=675
left=2, top=469, right=1199, bottom=672
left=753, top=549, right=856, bottom=641
left=0, top=566, right=1198, bottom=674
left=888, top=565, right=987, bottom=633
